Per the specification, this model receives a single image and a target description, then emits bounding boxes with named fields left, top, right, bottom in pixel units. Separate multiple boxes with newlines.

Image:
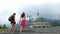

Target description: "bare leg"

left=20, top=26, right=23, bottom=32
left=11, top=23, right=15, bottom=32
left=9, top=23, right=15, bottom=32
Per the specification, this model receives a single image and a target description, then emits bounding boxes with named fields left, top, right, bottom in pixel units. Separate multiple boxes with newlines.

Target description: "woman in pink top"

left=20, top=12, right=26, bottom=32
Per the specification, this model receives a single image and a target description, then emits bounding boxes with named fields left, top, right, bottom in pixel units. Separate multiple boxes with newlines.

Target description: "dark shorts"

left=10, top=21, right=16, bottom=24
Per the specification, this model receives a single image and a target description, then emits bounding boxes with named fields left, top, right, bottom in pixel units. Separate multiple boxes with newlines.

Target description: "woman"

left=8, top=13, right=16, bottom=32
left=20, top=12, right=26, bottom=32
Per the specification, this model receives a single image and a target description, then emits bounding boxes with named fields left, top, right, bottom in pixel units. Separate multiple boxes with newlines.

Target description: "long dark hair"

left=21, top=12, right=25, bottom=18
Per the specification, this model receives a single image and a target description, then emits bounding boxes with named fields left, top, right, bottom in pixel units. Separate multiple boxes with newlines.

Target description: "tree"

left=37, top=12, right=39, bottom=16
left=37, top=12, right=40, bottom=20
left=3, top=24, right=7, bottom=29
left=0, top=25, right=2, bottom=29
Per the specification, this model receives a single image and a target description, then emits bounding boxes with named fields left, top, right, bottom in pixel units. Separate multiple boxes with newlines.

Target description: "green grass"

left=0, top=24, right=8, bottom=29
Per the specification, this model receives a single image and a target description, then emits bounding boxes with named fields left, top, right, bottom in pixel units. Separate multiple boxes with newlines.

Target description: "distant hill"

left=34, top=17, right=60, bottom=27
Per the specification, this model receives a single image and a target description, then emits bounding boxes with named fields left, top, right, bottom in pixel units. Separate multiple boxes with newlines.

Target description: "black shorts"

left=10, top=21, right=16, bottom=24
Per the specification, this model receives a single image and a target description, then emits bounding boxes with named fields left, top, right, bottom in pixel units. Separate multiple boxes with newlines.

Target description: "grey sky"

left=17, top=3, right=60, bottom=20
left=0, top=0, right=60, bottom=25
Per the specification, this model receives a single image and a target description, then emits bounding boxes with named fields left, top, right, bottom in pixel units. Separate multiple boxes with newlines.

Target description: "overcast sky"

left=0, top=0, right=60, bottom=25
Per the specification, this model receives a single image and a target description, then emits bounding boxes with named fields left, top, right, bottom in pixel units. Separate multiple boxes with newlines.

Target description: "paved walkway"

left=0, top=27, right=60, bottom=34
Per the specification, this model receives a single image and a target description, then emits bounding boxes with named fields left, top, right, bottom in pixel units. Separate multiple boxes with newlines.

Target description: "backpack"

left=8, top=17, right=12, bottom=21
left=8, top=15, right=13, bottom=21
